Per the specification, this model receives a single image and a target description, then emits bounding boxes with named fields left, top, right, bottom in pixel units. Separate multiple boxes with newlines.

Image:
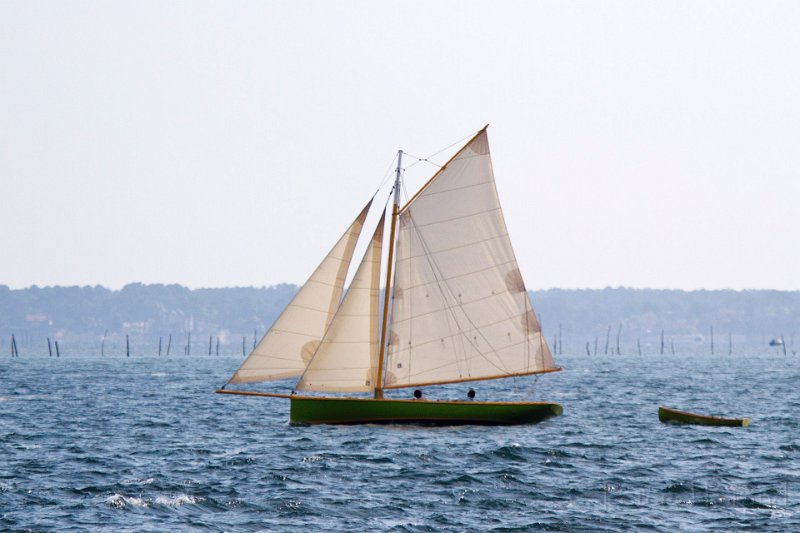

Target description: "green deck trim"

left=289, top=396, right=562, bottom=425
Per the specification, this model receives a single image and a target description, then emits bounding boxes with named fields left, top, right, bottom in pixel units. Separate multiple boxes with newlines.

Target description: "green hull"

left=289, top=396, right=562, bottom=425
left=658, top=406, right=749, bottom=427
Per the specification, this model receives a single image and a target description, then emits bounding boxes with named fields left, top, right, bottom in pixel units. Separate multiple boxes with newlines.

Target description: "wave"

left=105, top=493, right=202, bottom=508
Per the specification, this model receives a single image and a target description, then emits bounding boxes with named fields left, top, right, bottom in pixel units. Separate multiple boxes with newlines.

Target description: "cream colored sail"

left=295, top=210, right=385, bottom=392
left=227, top=200, right=372, bottom=384
left=384, top=130, right=559, bottom=389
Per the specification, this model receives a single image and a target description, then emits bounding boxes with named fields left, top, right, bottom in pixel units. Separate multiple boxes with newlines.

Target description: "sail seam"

left=396, top=209, right=513, bottom=377
left=393, top=259, right=517, bottom=295
left=403, top=207, right=502, bottom=230
left=395, top=234, right=512, bottom=264
left=391, top=322, right=537, bottom=354
left=272, top=303, right=339, bottom=315
left=388, top=291, right=519, bottom=326
left=408, top=178, right=493, bottom=201
left=266, top=327, right=328, bottom=337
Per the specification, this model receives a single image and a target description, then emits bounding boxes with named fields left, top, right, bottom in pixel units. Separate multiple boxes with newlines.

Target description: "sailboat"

left=217, top=126, right=563, bottom=425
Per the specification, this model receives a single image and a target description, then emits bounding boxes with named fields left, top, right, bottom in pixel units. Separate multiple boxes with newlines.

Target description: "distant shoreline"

left=2, top=284, right=797, bottom=356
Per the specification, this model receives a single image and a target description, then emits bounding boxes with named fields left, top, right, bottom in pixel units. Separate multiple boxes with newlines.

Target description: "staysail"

left=295, top=210, right=386, bottom=392
left=384, top=129, right=559, bottom=389
left=227, top=200, right=372, bottom=384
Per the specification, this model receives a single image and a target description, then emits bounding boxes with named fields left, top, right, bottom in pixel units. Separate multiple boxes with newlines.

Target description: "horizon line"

left=2, top=283, right=799, bottom=293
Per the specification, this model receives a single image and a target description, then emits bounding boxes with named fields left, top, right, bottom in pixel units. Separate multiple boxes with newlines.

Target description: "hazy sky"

left=2, top=1, right=798, bottom=291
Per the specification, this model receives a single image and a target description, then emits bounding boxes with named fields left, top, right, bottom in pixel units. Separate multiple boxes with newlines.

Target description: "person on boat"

left=413, top=389, right=423, bottom=400
left=467, top=389, right=475, bottom=401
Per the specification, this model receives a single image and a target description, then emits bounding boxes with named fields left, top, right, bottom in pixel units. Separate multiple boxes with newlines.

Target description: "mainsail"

left=383, top=129, right=558, bottom=389
left=227, top=200, right=372, bottom=384
left=295, top=210, right=386, bottom=392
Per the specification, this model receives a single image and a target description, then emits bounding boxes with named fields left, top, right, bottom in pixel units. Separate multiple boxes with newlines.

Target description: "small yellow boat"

left=658, top=406, right=750, bottom=427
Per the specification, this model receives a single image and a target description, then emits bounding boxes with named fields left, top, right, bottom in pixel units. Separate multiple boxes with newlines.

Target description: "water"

left=1, top=352, right=798, bottom=531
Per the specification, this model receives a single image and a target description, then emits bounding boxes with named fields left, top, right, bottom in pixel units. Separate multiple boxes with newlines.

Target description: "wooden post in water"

left=126, top=335, right=130, bottom=357
left=253, top=328, right=257, bottom=350
left=710, top=325, right=715, bottom=355
left=48, top=338, right=53, bottom=357
left=585, top=341, right=590, bottom=356
left=637, top=338, right=642, bottom=356
left=166, top=334, right=172, bottom=356
left=208, top=335, right=212, bottom=356
left=781, top=335, right=787, bottom=356
left=660, top=329, right=665, bottom=355
left=604, top=326, right=611, bottom=355
left=55, top=341, right=60, bottom=357
left=728, top=332, right=732, bottom=356
left=558, top=323, right=563, bottom=356
left=215, top=337, right=219, bottom=356
left=242, top=336, right=246, bottom=356
left=593, top=337, right=598, bottom=356
left=670, top=340, right=675, bottom=355
left=615, top=324, right=622, bottom=355
left=158, top=336, right=162, bottom=356
left=11, top=334, right=18, bottom=357
left=101, top=330, right=107, bottom=357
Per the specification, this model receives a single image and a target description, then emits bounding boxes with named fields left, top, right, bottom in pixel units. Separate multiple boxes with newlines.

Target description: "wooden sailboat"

left=658, top=406, right=750, bottom=427
left=217, top=127, right=563, bottom=425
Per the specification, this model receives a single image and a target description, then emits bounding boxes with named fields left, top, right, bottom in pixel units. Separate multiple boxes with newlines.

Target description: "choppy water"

left=1, top=351, right=798, bottom=531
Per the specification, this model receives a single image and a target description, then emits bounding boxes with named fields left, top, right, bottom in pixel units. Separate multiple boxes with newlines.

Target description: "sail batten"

left=226, top=200, right=372, bottom=385
left=385, top=130, right=558, bottom=389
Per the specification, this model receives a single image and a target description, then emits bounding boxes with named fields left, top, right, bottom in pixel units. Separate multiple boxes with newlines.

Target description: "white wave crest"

left=155, top=494, right=202, bottom=507
left=106, top=493, right=202, bottom=508
left=121, top=477, right=155, bottom=486
left=106, top=494, right=149, bottom=508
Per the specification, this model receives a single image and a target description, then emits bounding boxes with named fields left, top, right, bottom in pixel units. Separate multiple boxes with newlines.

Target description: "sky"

left=1, top=1, right=798, bottom=291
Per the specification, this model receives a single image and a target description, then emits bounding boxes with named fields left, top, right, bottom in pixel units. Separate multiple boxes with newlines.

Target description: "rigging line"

left=383, top=184, right=394, bottom=210
left=402, top=130, right=478, bottom=171
left=381, top=163, right=413, bottom=387
left=402, top=208, right=514, bottom=377
left=399, top=176, right=412, bottom=207
left=404, top=211, right=496, bottom=377
left=399, top=213, right=471, bottom=380
left=375, top=152, right=400, bottom=194
left=520, top=373, right=540, bottom=400
left=403, top=153, right=440, bottom=171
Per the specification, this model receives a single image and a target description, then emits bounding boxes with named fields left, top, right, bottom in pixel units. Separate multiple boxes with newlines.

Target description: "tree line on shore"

left=2, top=284, right=797, bottom=356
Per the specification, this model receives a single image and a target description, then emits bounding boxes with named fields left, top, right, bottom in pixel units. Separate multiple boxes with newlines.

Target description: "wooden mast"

left=375, top=150, right=403, bottom=399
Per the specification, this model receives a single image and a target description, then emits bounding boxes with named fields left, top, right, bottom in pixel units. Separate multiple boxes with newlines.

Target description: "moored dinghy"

left=658, top=406, right=750, bottom=427
left=217, top=126, right=563, bottom=425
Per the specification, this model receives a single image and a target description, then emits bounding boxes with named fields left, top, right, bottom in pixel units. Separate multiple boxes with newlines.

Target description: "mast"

left=375, top=150, right=402, bottom=399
